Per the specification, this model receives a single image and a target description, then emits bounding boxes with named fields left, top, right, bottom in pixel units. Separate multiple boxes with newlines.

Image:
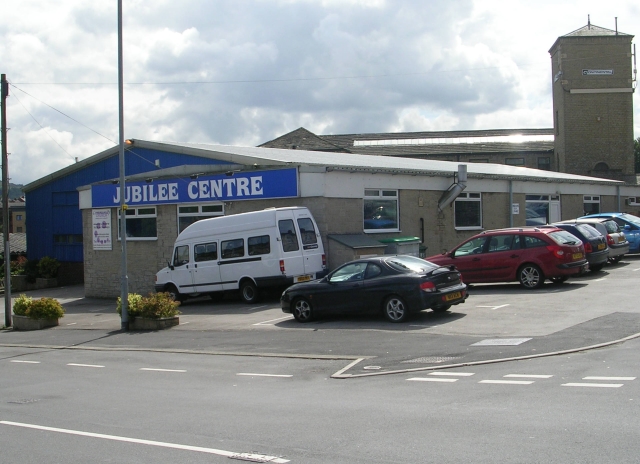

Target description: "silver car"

left=568, top=218, right=629, bottom=263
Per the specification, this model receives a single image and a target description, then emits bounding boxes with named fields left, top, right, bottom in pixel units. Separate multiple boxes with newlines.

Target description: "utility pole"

left=118, top=0, right=129, bottom=330
left=2, top=73, right=11, bottom=328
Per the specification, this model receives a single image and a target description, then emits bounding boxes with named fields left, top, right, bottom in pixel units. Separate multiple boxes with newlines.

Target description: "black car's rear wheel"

left=518, top=264, right=544, bottom=289
left=292, top=297, right=313, bottom=322
left=383, top=295, right=409, bottom=322
left=431, top=304, right=451, bottom=313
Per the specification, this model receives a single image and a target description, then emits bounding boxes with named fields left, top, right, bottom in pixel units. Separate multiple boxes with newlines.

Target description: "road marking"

left=140, top=368, right=186, bottom=373
left=66, top=323, right=77, bottom=326
left=237, top=373, right=293, bottom=378
left=592, top=278, right=606, bottom=282
left=10, top=360, right=40, bottom=364
left=632, top=268, right=640, bottom=272
left=479, top=380, right=534, bottom=385
left=476, top=304, right=510, bottom=310
left=583, top=376, right=636, bottom=381
left=407, top=377, right=458, bottom=383
left=247, top=305, right=268, bottom=311
left=180, top=321, right=190, bottom=325
left=253, top=315, right=293, bottom=326
left=0, top=421, right=289, bottom=463
left=67, top=363, right=104, bottom=368
left=428, top=372, right=475, bottom=377
left=409, top=325, right=439, bottom=328
left=504, top=374, right=553, bottom=379
left=472, top=338, right=531, bottom=346
left=562, top=383, right=623, bottom=388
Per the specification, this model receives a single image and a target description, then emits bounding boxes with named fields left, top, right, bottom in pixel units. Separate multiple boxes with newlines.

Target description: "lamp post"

left=118, top=0, right=129, bottom=330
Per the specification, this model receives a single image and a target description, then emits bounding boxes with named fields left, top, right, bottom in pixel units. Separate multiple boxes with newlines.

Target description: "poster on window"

left=92, top=209, right=112, bottom=250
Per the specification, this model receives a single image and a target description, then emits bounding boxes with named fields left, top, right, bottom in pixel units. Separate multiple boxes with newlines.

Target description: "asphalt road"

left=2, top=257, right=640, bottom=462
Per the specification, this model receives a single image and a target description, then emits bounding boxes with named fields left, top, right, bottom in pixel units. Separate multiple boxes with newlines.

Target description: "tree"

left=635, top=137, right=640, bottom=173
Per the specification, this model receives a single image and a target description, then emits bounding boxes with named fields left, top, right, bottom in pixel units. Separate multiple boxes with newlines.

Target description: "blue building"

left=23, top=142, right=231, bottom=284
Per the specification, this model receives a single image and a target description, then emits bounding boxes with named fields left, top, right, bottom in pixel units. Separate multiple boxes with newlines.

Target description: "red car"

left=426, top=227, right=589, bottom=289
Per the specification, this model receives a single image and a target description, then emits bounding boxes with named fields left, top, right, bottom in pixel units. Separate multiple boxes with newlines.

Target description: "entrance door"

left=549, top=197, right=561, bottom=223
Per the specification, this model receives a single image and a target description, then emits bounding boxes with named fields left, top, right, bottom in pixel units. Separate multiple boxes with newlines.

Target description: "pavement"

left=2, top=257, right=640, bottom=378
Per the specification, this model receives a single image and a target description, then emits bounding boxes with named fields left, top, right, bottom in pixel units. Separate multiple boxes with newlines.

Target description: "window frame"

left=117, top=206, right=157, bottom=241
left=177, top=203, right=224, bottom=233
left=583, top=195, right=600, bottom=215
left=454, top=192, right=483, bottom=230
left=363, top=189, right=399, bottom=233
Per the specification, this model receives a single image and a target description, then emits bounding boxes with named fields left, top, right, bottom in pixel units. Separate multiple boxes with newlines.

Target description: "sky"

left=1, top=0, right=639, bottom=186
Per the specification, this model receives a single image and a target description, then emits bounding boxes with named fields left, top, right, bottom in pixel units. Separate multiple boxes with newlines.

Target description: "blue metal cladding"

left=25, top=147, right=232, bottom=263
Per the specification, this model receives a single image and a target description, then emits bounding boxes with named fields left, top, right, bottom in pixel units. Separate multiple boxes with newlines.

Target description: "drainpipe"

left=509, top=180, right=514, bottom=227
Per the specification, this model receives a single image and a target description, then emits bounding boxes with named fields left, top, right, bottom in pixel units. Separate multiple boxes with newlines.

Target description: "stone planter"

left=12, top=314, right=59, bottom=331
left=35, top=277, right=58, bottom=289
left=128, top=316, right=179, bottom=331
left=10, top=275, right=30, bottom=292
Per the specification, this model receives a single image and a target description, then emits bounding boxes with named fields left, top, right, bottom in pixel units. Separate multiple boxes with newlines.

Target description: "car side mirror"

left=169, top=262, right=175, bottom=271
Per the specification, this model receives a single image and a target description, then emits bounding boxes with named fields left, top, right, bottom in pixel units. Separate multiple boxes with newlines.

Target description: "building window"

left=583, top=195, right=600, bottom=215
left=16, top=227, right=23, bottom=232
left=54, top=234, right=83, bottom=244
left=177, top=203, right=224, bottom=233
left=505, top=158, right=525, bottom=166
left=469, top=159, right=489, bottom=163
left=538, top=157, right=551, bottom=171
left=363, top=189, right=399, bottom=232
left=525, top=195, right=558, bottom=226
left=118, top=207, right=157, bottom=240
left=16, top=215, right=23, bottom=221
left=454, top=192, right=482, bottom=229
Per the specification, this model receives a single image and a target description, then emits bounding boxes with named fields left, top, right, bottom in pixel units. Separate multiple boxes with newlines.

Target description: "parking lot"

left=3, top=255, right=640, bottom=377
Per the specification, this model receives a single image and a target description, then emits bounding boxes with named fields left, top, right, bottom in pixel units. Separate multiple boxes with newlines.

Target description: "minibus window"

left=278, top=220, right=299, bottom=252
left=221, top=239, right=244, bottom=259
left=195, top=242, right=217, bottom=262
left=297, top=218, right=318, bottom=246
left=173, top=245, right=189, bottom=266
left=248, top=235, right=271, bottom=256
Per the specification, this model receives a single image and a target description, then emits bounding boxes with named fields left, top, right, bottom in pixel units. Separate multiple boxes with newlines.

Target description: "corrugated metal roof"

left=132, top=139, right=620, bottom=185
left=9, top=233, right=27, bottom=254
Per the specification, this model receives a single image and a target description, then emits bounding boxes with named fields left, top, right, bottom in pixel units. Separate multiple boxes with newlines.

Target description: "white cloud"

left=1, top=0, right=638, bottom=184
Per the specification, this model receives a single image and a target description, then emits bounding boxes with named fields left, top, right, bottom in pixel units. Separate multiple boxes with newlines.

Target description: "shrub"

left=24, top=259, right=39, bottom=283
left=116, top=293, right=144, bottom=318
left=13, top=294, right=33, bottom=316
left=13, top=295, right=65, bottom=320
left=37, top=256, right=60, bottom=279
left=116, top=292, right=180, bottom=320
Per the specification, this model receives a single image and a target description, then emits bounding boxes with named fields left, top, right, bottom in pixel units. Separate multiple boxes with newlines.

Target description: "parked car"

left=426, top=227, right=588, bottom=289
left=561, top=218, right=629, bottom=263
left=580, top=213, right=640, bottom=253
left=281, top=255, right=468, bottom=323
left=550, top=222, right=608, bottom=272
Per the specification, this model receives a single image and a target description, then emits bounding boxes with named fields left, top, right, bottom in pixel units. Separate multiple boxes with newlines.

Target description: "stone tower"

left=549, top=21, right=636, bottom=182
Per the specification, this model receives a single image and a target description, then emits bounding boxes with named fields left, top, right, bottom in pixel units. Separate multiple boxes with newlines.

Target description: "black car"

left=281, top=255, right=468, bottom=323
left=551, top=223, right=609, bottom=272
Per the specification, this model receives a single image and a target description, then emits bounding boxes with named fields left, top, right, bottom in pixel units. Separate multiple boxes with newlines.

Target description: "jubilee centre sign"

left=91, top=168, right=298, bottom=207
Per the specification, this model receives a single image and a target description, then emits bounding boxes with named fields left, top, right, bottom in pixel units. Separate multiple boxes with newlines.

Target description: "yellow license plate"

left=444, top=291, right=462, bottom=301
left=295, top=275, right=312, bottom=283
left=572, top=253, right=583, bottom=259
left=597, top=243, right=605, bottom=250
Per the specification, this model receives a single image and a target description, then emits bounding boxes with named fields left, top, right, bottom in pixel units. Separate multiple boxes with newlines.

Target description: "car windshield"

left=603, top=221, right=620, bottom=233
left=386, top=255, right=439, bottom=273
left=576, top=224, right=601, bottom=239
left=619, top=213, right=640, bottom=226
left=548, top=230, right=581, bottom=245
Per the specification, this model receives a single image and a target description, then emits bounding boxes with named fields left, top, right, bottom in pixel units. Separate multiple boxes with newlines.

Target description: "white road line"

left=632, top=268, right=640, bottom=272
left=67, top=363, right=104, bottom=368
left=140, top=368, right=186, bottom=373
left=253, top=315, right=293, bottom=326
left=409, top=325, right=439, bottom=328
left=10, top=360, right=40, bottom=364
left=504, top=374, right=553, bottom=379
left=592, top=278, right=606, bottom=282
left=407, top=377, right=458, bottom=383
left=476, top=304, right=510, bottom=310
left=0, top=421, right=289, bottom=463
left=247, top=305, right=268, bottom=311
left=479, top=380, right=534, bottom=385
left=66, top=323, right=77, bottom=326
left=583, top=376, right=636, bottom=381
left=428, top=372, right=475, bottom=377
left=180, top=321, right=190, bottom=325
left=236, top=373, right=293, bottom=378
left=562, top=383, right=623, bottom=388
